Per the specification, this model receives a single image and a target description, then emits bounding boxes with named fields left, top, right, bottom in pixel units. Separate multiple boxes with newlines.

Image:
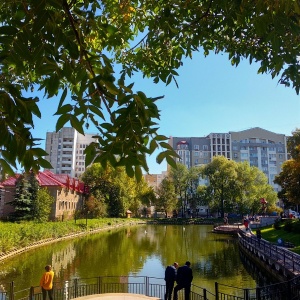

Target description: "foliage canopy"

left=1, top=0, right=300, bottom=178
left=275, top=128, right=300, bottom=206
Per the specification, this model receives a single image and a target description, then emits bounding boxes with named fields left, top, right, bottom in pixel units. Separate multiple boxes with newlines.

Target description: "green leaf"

left=166, top=155, right=177, bottom=169
left=70, top=115, right=84, bottom=134
left=149, top=139, right=158, bottom=154
left=135, top=165, right=142, bottom=182
left=30, top=148, right=48, bottom=157
left=156, top=151, right=167, bottom=164
left=126, top=164, right=134, bottom=178
left=54, top=104, right=73, bottom=115
left=159, top=142, right=173, bottom=150
left=56, top=114, right=71, bottom=131
left=0, top=26, right=18, bottom=35
left=58, top=88, right=68, bottom=109
left=84, top=143, right=99, bottom=166
left=37, top=158, right=53, bottom=169
left=88, top=105, right=105, bottom=120
left=0, top=158, right=15, bottom=176
left=155, top=135, right=168, bottom=141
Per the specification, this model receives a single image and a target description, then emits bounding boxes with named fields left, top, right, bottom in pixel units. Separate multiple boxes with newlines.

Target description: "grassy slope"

left=253, top=221, right=300, bottom=255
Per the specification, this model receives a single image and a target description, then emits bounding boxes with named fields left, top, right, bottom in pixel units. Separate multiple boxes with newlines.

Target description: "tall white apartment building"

left=169, top=127, right=289, bottom=192
left=45, top=127, right=98, bottom=178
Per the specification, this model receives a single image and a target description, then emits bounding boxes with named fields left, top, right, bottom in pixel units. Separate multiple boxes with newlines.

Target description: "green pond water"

left=0, top=224, right=274, bottom=296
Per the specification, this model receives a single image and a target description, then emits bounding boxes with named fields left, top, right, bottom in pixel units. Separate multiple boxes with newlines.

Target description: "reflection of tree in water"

left=72, top=226, right=158, bottom=278
left=0, top=224, right=258, bottom=293
left=194, top=238, right=242, bottom=279
left=0, top=239, right=79, bottom=290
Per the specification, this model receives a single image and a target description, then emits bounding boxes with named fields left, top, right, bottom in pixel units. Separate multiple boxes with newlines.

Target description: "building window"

left=234, top=153, right=238, bottom=158
left=194, top=151, right=199, bottom=156
left=203, top=145, right=208, bottom=150
left=194, top=145, right=199, bottom=150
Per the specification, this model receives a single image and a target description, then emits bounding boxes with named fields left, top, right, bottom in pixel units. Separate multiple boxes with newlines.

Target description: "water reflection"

left=0, top=224, right=274, bottom=294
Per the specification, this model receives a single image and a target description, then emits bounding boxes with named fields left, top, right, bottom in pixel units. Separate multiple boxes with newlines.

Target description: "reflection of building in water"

left=51, top=244, right=76, bottom=276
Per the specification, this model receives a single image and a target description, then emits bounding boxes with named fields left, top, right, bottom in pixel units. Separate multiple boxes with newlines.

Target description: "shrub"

left=292, top=220, right=300, bottom=233
left=284, top=220, right=294, bottom=232
left=273, top=218, right=281, bottom=230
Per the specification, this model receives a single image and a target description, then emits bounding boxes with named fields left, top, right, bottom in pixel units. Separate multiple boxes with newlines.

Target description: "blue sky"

left=32, top=51, right=300, bottom=174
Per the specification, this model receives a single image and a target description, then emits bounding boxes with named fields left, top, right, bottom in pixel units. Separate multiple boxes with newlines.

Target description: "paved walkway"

left=74, top=294, right=160, bottom=300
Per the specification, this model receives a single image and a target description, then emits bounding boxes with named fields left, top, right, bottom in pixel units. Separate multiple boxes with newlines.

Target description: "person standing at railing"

left=40, top=265, right=54, bottom=300
left=164, top=262, right=178, bottom=300
left=173, top=261, right=193, bottom=300
left=256, top=228, right=262, bottom=245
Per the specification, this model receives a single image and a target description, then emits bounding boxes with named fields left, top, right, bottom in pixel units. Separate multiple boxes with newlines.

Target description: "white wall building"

left=45, top=127, right=98, bottom=178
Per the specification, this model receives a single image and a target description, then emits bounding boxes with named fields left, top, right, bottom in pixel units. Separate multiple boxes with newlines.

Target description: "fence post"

left=74, top=278, right=78, bottom=299
left=145, top=276, right=149, bottom=296
left=244, top=288, right=249, bottom=300
left=287, top=280, right=292, bottom=299
left=9, top=282, right=14, bottom=300
left=64, top=281, right=69, bottom=300
left=203, top=288, right=207, bottom=300
left=256, top=287, right=261, bottom=300
left=29, top=286, right=34, bottom=300
left=97, top=277, right=102, bottom=294
left=215, top=282, right=219, bottom=300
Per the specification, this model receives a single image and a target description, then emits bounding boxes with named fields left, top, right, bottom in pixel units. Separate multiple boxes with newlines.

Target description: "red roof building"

left=0, top=171, right=86, bottom=221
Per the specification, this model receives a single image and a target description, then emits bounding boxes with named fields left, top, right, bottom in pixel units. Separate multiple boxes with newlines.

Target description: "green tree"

left=169, top=163, right=189, bottom=214
left=1, top=1, right=300, bottom=178
left=275, top=158, right=300, bottom=206
left=33, top=188, right=54, bottom=222
left=155, top=177, right=177, bottom=217
left=186, top=166, right=202, bottom=215
left=200, top=157, right=277, bottom=217
left=287, top=128, right=300, bottom=160
left=275, top=129, right=300, bottom=207
left=81, top=164, right=122, bottom=217
left=235, top=162, right=277, bottom=215
left=81, top=163, right=154, bottom=216
left=8, top=172, right=39, bottom=221
left=200, top=156, right=238, bottom=217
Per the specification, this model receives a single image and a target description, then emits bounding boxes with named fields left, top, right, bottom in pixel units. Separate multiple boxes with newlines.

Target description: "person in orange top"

left=40, top=265, right=54, bottom=300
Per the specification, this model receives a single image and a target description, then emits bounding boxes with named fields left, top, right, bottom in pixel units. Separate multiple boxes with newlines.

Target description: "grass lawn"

left=253, top=220, right=300, bottom=255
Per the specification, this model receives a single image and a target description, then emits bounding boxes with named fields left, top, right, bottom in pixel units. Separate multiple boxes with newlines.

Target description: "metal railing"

left=2, top=274, right=300, bottom=300
left=238, top=231, right=300, bottom=274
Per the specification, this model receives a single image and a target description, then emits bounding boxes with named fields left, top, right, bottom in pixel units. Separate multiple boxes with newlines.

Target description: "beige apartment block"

left=144, top=172, right=167, bottom=191
left=169, top=127, right=289, bottom=192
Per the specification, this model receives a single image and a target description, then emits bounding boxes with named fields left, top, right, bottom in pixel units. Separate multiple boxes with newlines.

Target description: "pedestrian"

left=164, top=262, right=178, bottom=300
left=173, top=261, right=193, bottom=300
left=256, top=228, right=262, bottom=245
left=243, top=217, right=249, bottom=231
left=40, top=265, right=54, bottom=300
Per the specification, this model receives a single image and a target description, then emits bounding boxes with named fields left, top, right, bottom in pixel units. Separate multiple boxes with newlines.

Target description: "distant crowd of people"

left=164, top=261, right=193, bottom=300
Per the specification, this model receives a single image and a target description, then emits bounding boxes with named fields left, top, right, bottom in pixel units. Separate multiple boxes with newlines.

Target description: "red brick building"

left=0, top=170, right=86, bottom=220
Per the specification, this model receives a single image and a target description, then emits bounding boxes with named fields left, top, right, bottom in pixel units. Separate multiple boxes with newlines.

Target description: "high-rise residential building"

left=169, top=127, right=288, bottom=192
left=45, top=127, right=98, bottom=178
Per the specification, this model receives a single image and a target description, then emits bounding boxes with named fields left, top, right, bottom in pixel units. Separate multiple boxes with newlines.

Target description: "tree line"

left=6, top=128, right=300, bottom=221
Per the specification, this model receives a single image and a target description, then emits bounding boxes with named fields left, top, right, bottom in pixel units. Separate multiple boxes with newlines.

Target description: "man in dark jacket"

left=173, top=261, right=193, bottom=300
left=164, top=262, right=178, bottom=300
